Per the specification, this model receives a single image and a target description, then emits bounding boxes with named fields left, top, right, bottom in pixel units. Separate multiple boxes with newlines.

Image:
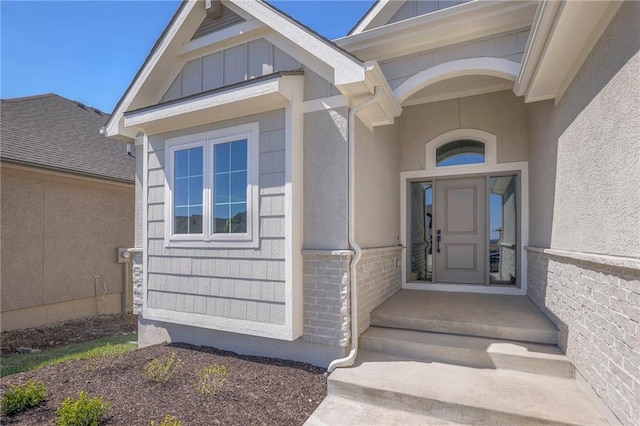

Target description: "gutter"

left=327, top=87, right=382, bottom=373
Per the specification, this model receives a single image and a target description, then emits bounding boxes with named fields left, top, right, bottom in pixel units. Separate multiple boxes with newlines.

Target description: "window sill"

left=165, top=238, right=260, bottom=249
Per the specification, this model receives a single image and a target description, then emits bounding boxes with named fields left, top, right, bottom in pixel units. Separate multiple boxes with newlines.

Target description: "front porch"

left=308, top=290, right=610, bottom=425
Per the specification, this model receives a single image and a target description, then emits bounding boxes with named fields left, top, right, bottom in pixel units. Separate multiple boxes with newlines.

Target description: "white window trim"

left=164, top=122, right=260, bottom=248
left=425, top=128, right=497, bottom=171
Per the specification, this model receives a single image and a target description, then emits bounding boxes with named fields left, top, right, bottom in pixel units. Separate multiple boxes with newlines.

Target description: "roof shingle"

left=1, top=93, right=135, bottom=183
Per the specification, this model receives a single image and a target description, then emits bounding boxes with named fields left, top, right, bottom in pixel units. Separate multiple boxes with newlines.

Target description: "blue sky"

left=1, top=1, right=374, bottom=113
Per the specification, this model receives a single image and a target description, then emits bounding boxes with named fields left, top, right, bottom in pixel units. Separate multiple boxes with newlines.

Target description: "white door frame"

left=400, top=161, right=529, bottom=296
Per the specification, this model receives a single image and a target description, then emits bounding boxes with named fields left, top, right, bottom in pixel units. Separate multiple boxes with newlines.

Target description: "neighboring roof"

left=1, top=93, right=135, bottom=184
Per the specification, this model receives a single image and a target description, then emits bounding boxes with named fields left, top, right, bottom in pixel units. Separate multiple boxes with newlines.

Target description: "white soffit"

left=337, top=1, right=537, bottom=62
left=350, top=0, right=405, bottom=35
left=515, top=0, right=623, bottom=103
left=123, top=74, right=303, bottom=136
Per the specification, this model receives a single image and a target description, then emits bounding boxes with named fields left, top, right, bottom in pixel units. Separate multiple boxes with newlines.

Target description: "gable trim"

left=394, top=57, right=520, bottom=105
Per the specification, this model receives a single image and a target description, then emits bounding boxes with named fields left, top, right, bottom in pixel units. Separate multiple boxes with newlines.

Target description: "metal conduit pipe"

left=327, top=87, right=382, bottom=373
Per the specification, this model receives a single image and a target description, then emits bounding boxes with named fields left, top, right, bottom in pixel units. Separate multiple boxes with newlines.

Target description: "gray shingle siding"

left=146, top=110, right=287, bottom=326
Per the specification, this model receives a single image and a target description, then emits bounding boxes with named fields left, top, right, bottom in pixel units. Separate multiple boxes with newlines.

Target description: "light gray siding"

left=380, top=29, right=530, bottom=89
left=162, top=39, right=300, bottom=103
left=192, top=5, right=246, bottom=40
left=386, top=0, right=472, bottom=26
left=145, top=110, right=287, bottom=325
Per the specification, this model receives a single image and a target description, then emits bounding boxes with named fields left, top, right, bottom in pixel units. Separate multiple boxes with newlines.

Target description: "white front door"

left=434, top=176, right=486, bottom=284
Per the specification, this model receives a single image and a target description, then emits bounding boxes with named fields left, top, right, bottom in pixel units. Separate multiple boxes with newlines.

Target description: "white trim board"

left=400, top=161, right=529, bottom=296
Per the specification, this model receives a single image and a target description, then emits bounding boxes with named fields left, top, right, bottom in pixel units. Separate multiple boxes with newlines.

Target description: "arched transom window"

left=425, top=129, right=497, bottom=170
left=436, top=140, right=485, bottom=167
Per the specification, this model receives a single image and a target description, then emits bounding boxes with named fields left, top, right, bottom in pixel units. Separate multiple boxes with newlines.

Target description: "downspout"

left=328, top=87, right=381, bottom=373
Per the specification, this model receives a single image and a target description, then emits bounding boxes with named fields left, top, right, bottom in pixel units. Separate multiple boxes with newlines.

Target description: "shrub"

left=55, top=391, right=110, bottom=426
left=195, top=364, right=228, bottom=396
left=151, top=414, right=183, bottom=426
left=1, top=379, right=47, bottom=416
left=143, top=352, right=184, bottom=383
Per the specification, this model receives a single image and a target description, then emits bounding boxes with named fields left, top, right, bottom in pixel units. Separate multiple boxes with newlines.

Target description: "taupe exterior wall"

left=354, top=118, right=401, bottom=248
left=0, top=165, right=134, bottom=331
left=145, top=110, right=287, bottom=325
left=303, top=108, right=349, bottom=250
left=527, top=2, right=640, bottom=257
left=399, top=90, right=528, bottom=172
left=526, top=3, right=640, bottom=424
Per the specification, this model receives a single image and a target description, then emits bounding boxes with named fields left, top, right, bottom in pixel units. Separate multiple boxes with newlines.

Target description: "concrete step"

left=360, top=326, right=574, bottom=378
left=370, top=290, right=559, bottom=345
left=304, top=395, right=462, bottom=426
left=328, top=351, right=608, bottom=426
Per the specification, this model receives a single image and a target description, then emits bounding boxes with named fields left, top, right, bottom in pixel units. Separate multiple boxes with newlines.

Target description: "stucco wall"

left=303, top=108, right=349, bottom=250
left=0, top=165, right=134, bottom=331
left=527, top=1, right=640, bottom=257
left=526, top=3, right=640, bottom=424
left=354, top=118, right=401, bottom=248
left=145, top=110, right=287, bottom=326
left=399, top=90, right=528, bottom=172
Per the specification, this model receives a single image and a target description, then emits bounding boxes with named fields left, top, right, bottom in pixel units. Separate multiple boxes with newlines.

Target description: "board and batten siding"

left=162, top=39, right=301, bottom=103
left=386, top=0, right=473, bottom=26
left=145, top=110, right=287, bottom=327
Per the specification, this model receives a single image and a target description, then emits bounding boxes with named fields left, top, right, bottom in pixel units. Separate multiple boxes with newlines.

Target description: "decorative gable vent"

left=192, top=4, right=246, bottom=40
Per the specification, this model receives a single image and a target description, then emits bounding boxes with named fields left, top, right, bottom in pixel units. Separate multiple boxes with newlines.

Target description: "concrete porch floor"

left=369, top=289, right=559, bottom=344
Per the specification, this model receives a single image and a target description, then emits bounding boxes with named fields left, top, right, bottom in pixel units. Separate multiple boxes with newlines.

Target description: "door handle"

left=436, top=230, right=441, bottom=253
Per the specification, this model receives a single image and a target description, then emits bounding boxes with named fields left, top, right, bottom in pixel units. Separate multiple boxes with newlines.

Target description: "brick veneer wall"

left=357, top=246, right=403, bottom=334
left=302, top=250, right=352, bottom=347
left=527, top=248, right=640, bottom=424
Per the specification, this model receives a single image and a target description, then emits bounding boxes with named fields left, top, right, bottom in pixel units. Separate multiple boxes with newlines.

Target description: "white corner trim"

left=394, top=58, right=520, bottom=105
left=425, top=129, right=497, bottom=171
left=284, top=77, right=305, bottom=340
left=142, top=133, right=150, bottom=318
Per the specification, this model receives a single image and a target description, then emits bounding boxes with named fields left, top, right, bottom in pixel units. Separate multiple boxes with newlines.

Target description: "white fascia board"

left=336, top=1, right=537, bottom=62
left=123, top=76, right=297, bottom=135
left=104, top=1, right=201, bottom=141
left=519, top=0, right=621, bottom=103
left=350, top=0, right=405, bottom=35
left=179, top=19, right=267, bottom=60
left=227, top=0, right=365, bottom=86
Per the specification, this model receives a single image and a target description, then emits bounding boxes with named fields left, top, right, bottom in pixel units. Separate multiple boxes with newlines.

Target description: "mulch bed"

left=0, top=316, right=327, bottom=425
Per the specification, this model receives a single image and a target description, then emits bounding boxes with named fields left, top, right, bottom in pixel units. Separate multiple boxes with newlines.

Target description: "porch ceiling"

left=402, top=75, right=514, bottom=106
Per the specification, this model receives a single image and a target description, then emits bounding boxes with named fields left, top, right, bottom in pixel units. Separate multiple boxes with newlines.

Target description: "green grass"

left=0, top=334, right=137, bottom=378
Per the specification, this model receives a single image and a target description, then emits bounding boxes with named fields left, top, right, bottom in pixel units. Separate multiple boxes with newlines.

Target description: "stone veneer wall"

left=357, top=247, right=403, bottom=334
left=131, top=250, right=143, bottom=315
left=302, top=251, right=352, bottom=347
left=527, top=248, right=640, bottom=424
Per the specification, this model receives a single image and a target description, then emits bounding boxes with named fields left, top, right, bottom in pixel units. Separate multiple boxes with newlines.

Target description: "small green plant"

left=143, top=352, right=184, bottom=383
left=54, top=391, right=110, bottom=426
left=150, top=414, right=183, bottom=426
left=195, top=364, right=227, bottom=396
left=1, top=379, right=47, bottom=416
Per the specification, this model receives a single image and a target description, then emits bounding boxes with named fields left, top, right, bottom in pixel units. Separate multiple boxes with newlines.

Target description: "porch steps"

left=322, top=350, right=608, bottom=425
left=369, top=290, right=559, bottom=345
left=306, top=291, right=609, bottom=425
left=360, top=326, right=575, bottom=378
